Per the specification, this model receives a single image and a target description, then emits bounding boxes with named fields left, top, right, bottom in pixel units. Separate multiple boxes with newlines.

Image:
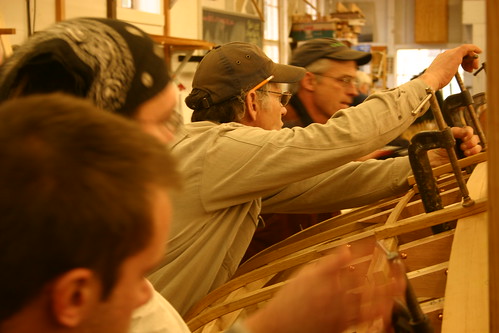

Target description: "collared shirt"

left=148, top=79, right=430, bottom=316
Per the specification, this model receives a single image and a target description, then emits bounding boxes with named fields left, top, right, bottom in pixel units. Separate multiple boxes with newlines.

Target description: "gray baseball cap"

left=290, top=38, right=372, bottom=68
left=185, top=42, right=306, bottom=110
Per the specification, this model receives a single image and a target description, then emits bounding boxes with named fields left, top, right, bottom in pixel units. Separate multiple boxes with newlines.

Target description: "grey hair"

left=305, top=58, right=335, bottom=75
left=190, top=87, right=272, bottom=123
left=288, top=58, right=334, bottom=93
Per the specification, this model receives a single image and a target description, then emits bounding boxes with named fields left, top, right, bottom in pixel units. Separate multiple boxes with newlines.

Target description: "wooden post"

left=55, top=0, right=65, bottom=21
left=163, top=0, right=170, bottom=36
left=487, top=0, right=499, bottom=332
left=107, top=0, right=117, bottom=19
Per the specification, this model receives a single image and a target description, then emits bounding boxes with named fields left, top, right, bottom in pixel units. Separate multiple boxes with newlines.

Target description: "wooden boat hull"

left=185, top=154, right=488, bottom=333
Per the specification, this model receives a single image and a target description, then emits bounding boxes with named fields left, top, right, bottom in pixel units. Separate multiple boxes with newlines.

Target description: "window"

left=121, top=0, right=133, bottom=8
left=305, top=0, right=318, bottom=20
left=118, top=0, right=164, bottom=34
left=121, top=0, right=160, bottom=13
left=396, top=49, right=463, bottom=99
left=263, top=0, right=279, bottom=62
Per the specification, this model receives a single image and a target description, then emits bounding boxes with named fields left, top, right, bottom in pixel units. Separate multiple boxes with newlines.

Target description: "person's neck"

left=0, top=303, right=64, bottom=333
left=296, top=91, right=329, bottom=124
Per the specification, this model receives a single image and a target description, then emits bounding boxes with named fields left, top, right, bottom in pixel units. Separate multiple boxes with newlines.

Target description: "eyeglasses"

left=313, top=73, right=359, bottom=87
left=263, top=90, right=292, bottom=107
left=163, top=109, right=183, bottom=134
left=248, top=75, right=292, bottom=107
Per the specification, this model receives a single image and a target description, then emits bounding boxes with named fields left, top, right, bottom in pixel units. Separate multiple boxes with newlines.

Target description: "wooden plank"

left=366, top=190, right=415, bottom=287
left=487, top=1, right=499, bottom=331
left=407, top=152, right=487, bottom=186
left=407, top=262, right=448, bottom=299
left=186, top=234, right=376, bottom=321
left=375, top=197, right=487, bottom=239
left=399, top=230, right=454, bottom=272
left=441, top=162, right=488, bottom=332
left=236, top=221, right=376, bottom=276
left=187, top=283, right=283, bottom=331
left=421, top=298, right=445, bottom=333
left=414, top=0, right=448, bottom=43
left=237, top=192, right=416, bottom=276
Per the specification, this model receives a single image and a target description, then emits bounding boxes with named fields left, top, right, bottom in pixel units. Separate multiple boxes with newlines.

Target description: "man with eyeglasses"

left=286, top=39, right=404, bottom=159
left=284, top=38, right=371, bottom=127
left=147, top=41, right=482, bottom=316
left=243, top=39, right=401, bottom=261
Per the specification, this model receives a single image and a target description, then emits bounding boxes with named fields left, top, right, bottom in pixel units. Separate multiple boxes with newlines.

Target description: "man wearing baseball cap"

left=147, top=41, right=482, bottom=316
left=286, top=38, right=372, bottom=127
left=243, top=38, right=375, bottom=261
left=185, top=42, right=305, bottom=125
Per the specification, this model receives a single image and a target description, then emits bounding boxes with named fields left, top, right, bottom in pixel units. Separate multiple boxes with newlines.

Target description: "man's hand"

left=420, top=44, right=482, bottom=91
left=428, top=126, right=482, bottom=167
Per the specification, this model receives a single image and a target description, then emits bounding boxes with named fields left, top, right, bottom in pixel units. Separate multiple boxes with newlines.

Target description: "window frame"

left=116, top=0, right=165, bottom=35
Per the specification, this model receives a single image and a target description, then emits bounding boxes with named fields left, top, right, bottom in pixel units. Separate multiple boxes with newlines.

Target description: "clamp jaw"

left=408, top=86, right=477, bottom=233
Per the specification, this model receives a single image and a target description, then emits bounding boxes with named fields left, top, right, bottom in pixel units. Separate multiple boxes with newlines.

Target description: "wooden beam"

left=250, top=0, right=264, bottom=22
left=107, top=0, right=117, bottom=19
left=375, top=197, right=487, bottom=239
left=487, top=0, right=499, bottom=331
left=163, top=0, right=170, bottom=37
left=55, top=0, right=65, bottom=21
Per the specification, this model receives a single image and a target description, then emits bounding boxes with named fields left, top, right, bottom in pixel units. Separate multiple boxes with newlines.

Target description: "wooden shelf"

left=0, top=28, right=16, bottom=35
left=150, top=35, right=214, bottom=79
left=149, top=35, right=214, bottom=51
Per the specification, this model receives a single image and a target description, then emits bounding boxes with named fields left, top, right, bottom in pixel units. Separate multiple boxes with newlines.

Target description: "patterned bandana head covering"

left=0, top=17, right=170, bottom=116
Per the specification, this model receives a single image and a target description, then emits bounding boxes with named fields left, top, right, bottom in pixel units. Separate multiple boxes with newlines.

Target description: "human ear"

left=244, top=90, right=260, bottom=122
left=302, top=71, right=317, bottom=91
left=50, top=268, right=99, bottom=327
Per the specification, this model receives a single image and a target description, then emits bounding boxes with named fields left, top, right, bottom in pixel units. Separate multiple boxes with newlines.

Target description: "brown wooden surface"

left=414, top=0, right=448, bottom=43
left=0, top=28, right=15, bottom=35
left=441, top=162, right=488, bottom=332
left=487, top=1, right=499, bottom=331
